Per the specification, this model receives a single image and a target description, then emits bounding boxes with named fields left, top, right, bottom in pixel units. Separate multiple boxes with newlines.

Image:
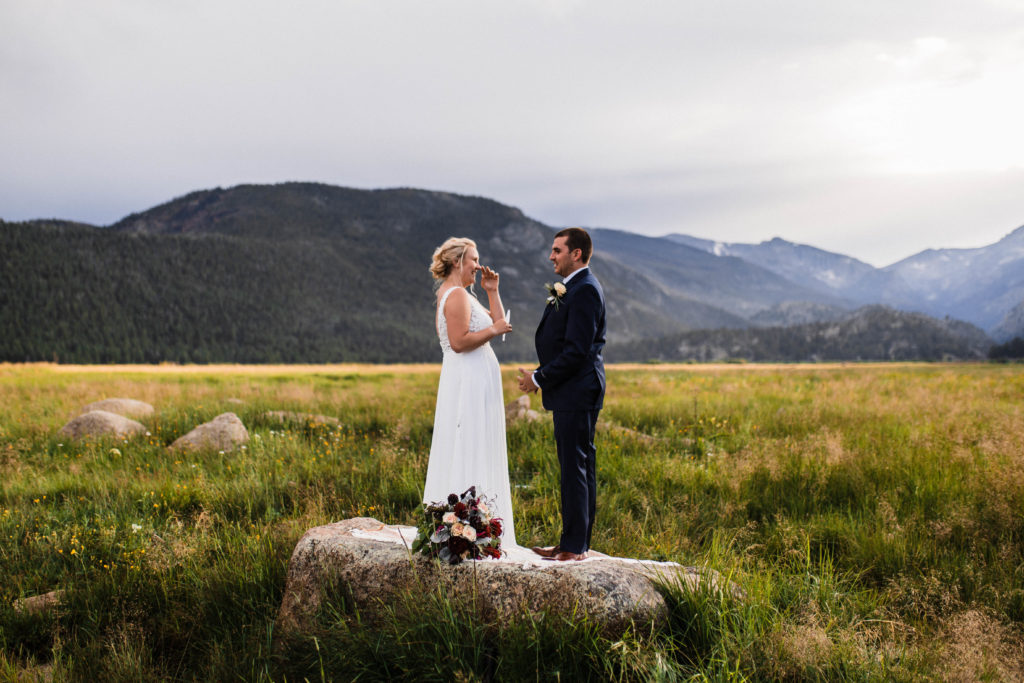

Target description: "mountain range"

left=1, top=182, right=1020, bottom=364
left=666, top=230, right=1024, bottom=339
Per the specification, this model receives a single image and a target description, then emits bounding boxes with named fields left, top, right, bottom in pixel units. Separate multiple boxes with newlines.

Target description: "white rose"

left=443, top=512, right=457, bottom=525
left=554, top=282, right=566, bottom=296
left=463, top=526, right=477, bottom=542
left=451, top=522, right=465, bottom=538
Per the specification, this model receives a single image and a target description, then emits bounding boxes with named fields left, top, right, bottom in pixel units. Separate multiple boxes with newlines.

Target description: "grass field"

left=1, top=362, right=1022, bottom=681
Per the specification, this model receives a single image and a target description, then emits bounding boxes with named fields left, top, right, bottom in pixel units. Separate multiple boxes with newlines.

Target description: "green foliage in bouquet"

left=413, top=486, right=503, bottom=565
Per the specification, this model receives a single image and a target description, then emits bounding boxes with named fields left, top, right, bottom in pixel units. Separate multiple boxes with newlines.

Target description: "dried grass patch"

left=940, top=609, right=1024, bottom=682
left=769, top=620, right=835, bottom=676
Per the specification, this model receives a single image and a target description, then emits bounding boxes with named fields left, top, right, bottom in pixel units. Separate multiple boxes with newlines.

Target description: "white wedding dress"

left=423, top=287, right=517, bottom=547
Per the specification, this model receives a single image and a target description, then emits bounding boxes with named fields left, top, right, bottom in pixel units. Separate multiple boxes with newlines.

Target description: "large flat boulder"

left=81, top=398, right=154, bottom=419
left=169, top=412, right=248, bottom=452
left=276, top=517, right=731, bottom=640
left=59, top=410, right=146, bottom=440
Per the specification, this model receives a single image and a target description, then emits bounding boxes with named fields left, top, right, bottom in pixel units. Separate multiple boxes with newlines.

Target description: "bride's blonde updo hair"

left=430, top=237, right=477, bottom=280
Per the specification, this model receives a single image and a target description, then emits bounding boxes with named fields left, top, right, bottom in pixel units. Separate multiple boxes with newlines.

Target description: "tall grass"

left=1, top=362, right=1022, bottom=680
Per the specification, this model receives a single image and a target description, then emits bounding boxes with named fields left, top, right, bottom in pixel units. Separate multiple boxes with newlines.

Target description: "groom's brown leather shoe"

left=550, top=550, right=588, bottom=561
left=531, top=545, right=560, bottom=558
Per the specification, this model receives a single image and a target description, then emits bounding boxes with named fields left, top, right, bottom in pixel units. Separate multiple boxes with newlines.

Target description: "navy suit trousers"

left=553, top=409, right=600, bottom=554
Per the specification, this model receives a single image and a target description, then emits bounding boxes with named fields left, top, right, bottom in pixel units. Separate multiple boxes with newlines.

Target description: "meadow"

left=1, top=361, right=1022, bottom=681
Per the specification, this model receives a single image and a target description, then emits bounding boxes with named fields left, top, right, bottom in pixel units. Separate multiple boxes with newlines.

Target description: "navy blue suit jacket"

left=534, top=267, right=606, bottom=412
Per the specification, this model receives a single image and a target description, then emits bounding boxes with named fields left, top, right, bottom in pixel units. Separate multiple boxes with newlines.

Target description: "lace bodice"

left=437, top=287, right=492, bottom=354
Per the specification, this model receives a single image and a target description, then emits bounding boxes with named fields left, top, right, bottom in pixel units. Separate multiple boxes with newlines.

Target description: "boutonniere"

left=544, top=282, right=567, bottom=309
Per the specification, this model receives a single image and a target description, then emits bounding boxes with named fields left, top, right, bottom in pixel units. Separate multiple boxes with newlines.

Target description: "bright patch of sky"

left=2, top=0, right=1023, bottom=266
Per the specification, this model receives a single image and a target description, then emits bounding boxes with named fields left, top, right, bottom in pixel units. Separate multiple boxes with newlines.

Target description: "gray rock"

left=169, top=412, right=248, bottom=452
left=81, top=398, right=154, bottom=419
left=276, top=518, right=733, bottom=640
left=505, top=395, right=542, bottom=423
left=58, top=410, right=146, bottom=440
left=13, top=589, right=63, bottom=615
left=599, top=421, right=661, bottom=444
left=264, top=410, right=340, bottom=426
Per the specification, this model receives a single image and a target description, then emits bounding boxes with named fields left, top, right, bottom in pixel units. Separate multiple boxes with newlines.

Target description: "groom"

left=518, top=227, right=606, bottom=562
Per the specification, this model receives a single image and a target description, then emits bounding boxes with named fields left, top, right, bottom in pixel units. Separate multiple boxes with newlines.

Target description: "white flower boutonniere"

left=545, top=282, right=567, bottom=309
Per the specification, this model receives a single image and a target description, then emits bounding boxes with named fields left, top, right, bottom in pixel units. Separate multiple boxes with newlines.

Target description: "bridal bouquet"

left=413, top=486, right=503, bottom=564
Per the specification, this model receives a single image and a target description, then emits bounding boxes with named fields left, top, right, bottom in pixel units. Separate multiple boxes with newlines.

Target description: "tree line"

left=1, top=220, right=438, bottom=363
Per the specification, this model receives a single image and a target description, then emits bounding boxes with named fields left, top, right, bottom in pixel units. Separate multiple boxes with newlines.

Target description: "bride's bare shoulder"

left=442, top=286, right=468, bottom=317
left=440, top=286, right=470, bottom=305
left=437, top=286, right=469, bottom=315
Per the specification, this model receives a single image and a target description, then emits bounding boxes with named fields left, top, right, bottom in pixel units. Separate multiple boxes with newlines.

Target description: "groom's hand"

left=517, top=367, right=539, bottom=393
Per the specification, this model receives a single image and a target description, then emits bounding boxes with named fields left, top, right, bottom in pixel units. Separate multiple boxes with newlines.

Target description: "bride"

left=423, top=237, right=517, bottom=547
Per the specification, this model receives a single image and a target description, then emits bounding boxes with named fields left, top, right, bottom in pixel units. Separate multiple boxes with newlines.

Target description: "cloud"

left=1, top=0, right=1023, bottom=267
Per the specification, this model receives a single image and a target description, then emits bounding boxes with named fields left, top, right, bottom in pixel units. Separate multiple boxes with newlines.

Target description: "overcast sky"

left=3, top=1, right=1023, bottom=266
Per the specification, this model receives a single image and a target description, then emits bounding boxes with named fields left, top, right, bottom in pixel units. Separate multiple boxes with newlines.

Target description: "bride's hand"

left=479, top=266, right=500, bottom=292
left=490, top=319, right=512, bottom=338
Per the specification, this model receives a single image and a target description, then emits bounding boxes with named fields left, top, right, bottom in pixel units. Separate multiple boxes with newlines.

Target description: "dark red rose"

left=454, top=502, right=467, bottom=516
left=448, top=493, right=459, bottom=505
left=489, top=520, right=502, bottom=536
left=449, top=536, right=471, bottom=555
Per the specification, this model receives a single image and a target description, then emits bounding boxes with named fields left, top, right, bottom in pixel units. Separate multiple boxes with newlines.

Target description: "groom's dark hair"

left=555, top=227, right=593, bottom=264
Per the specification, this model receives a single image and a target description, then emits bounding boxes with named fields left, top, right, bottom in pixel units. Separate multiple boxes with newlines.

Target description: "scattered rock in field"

left=81, top=398, right=154, bottom=419
left=59, top=410, right=146, bottom=440
left=169, top=412, right=248, bottom=452
left=505, top=395, right=542, bottom=423
left=275, top=517, right=736, bottom=642
left=264, top=411, right=340, bottom=426
left=599, top=422, right=661, bottom=444
left=13, top=589, right=63, bottom=615
left=19, top=663, right=53, bottom=681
